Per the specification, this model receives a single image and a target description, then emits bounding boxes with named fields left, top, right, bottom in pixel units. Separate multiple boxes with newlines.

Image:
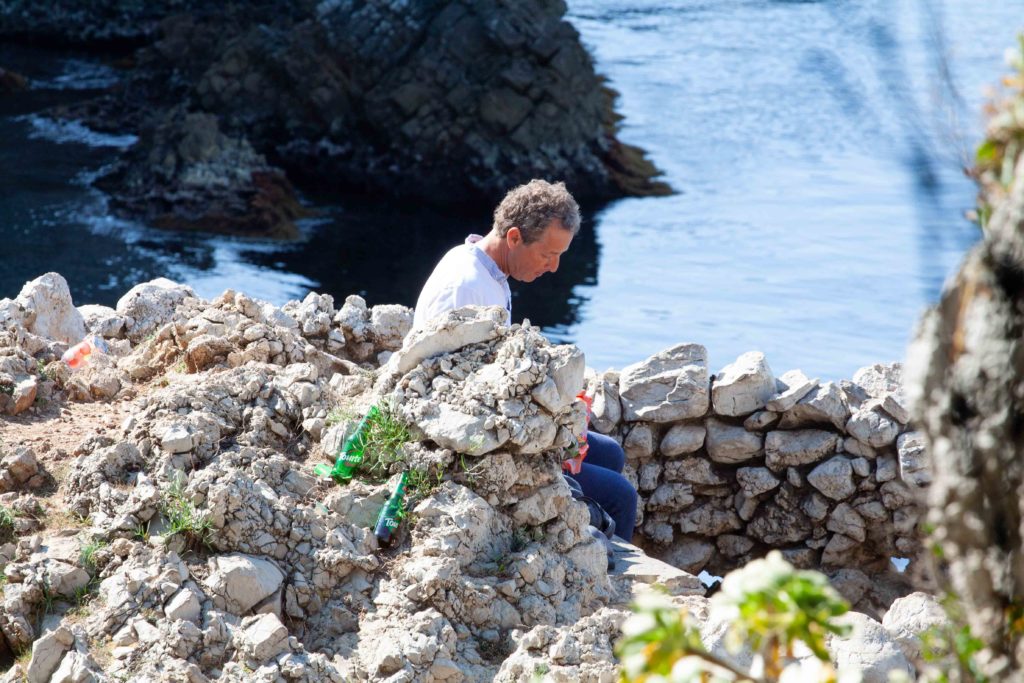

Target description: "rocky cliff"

left=0, top=273, right=938, bottom=681
left=1, top=0, right=669, bottom=237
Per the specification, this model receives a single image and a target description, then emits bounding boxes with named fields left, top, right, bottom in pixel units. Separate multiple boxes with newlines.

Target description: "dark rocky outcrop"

left=0, top=66, right=27, bottom=92
left=4, top=0, right=669, bottom=237
left=94, top=107, right=305, bottom=239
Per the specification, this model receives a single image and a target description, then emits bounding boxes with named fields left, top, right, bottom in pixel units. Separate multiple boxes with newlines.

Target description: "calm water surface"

left=1, top=1, right=1022, bottom=378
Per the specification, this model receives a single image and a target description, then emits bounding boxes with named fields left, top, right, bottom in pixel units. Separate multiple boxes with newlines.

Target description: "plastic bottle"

left=61, top=335, right=109, bottom=369
left=313, top=405, right=379, bottom=484
left=374, top=471, right=408, bottom=547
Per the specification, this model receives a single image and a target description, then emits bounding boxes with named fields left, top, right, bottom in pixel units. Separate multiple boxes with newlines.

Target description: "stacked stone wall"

left=583, top=345, right=928, bottom=583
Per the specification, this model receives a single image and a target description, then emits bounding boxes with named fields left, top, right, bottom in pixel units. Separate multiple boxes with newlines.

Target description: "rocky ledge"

left=0, top=273, right=942, bottom=682
left=2, top=0, right=670, bottom=238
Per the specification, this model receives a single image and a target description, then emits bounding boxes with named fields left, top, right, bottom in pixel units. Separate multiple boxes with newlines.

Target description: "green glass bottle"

left=374, top=471, right=408, bottom=547
left=314, top=405, right=379, bottom=483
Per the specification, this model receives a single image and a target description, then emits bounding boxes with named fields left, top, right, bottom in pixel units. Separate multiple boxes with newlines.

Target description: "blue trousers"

left=567, top=431, right=638, bottom=541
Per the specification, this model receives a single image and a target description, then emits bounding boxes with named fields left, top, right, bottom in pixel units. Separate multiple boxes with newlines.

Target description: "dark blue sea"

left=1, top=0, right=1022, bottom=378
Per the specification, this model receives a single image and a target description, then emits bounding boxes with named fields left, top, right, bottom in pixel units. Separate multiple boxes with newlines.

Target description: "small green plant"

left=616, top=551, right=851, bottom=682
left=132, top=521, right=151, bottom=542
left=0, top=506, right=16, bottom=543
left=80, top=539, right=108, bottom=575
left=404, top=465, right=446, bottom=500
left=325, top=407, right=356, bottom=427
left=36, top=358, right=55, bottom=381
left=0, top=384, right=13, bottom=397
left=161, top=479, right=213, bottom=551
left=358, top=401, right=411, bottom=480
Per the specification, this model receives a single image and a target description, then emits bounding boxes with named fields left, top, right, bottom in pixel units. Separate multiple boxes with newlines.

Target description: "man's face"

left=506, top=220, right=574, bottom=283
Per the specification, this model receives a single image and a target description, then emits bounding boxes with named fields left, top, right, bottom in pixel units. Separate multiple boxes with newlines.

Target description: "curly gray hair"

left=492, top=179, right=581, bottom=244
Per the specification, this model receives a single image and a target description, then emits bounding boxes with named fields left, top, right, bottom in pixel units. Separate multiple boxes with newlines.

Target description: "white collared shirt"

left=413, top=234, right=512, bottom=329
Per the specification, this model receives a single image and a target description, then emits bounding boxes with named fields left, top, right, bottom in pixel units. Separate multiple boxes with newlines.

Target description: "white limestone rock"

left=205, top=553, right=285, bottom=615
left=807, top=456, right=856, bottom=501
left=896, top=431, right=930, bottom=486
left=743, top=410, right=779, bottom=431
left=659, top=423, right=706, bottom=456
left=765, top=429, right=839, bottom=471
left=15, top=272, right=86, bottom=343
left=161, top=424, right=194, bottom=454
left=711, top=351, right=776, bottom=416
left=646, top=483, right=695, bottom=511
left=882, top=592, right=949, bottom=661
left=767, top=369, right=819, bottom=412
left=589, top=370, right=621, bottom=434
left=49, top=650, right=101, bottom=683
left=618, top=344, right=710, bottom=423
left=116, top=277, right=196, bottom=342
left=826, top=502, right=866, bottom=542
left=778, top=382, right=850, bottom=431
left=852, top=363, right=903, bottom=400
left=164, top=586, right=202, bottom=624
left=705, top=418, right=763, bottom=464
left=77, top=304, right=126, bottom=339
left=623, top=423, right=655, bottom=460
left=827, top=612, right=914, bottom=683
left=241, top=612, right=290, bottom=662
left=26, top=625, right=74, bottom=683
left=845, top=404, right=900, bottom=449
left=735, top=466, right=781, bottom=497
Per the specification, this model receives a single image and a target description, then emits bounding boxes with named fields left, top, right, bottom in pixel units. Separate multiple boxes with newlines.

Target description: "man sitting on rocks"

left=413, top=179, right=638, bottom=541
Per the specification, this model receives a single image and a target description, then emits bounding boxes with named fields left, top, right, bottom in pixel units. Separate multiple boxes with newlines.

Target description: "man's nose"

left=549, top=255, right=560, bottom=273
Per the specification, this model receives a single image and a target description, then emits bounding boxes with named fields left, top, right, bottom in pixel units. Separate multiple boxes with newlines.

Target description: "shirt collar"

left=465, top=234, right=508, bottom=283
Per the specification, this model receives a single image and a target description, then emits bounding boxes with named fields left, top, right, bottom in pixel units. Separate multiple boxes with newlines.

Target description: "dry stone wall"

left=584, top=346, right=928, bottom=588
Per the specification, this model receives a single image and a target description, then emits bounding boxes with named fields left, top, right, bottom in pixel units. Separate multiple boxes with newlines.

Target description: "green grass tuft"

left=162, top=479, right=213, bottom=551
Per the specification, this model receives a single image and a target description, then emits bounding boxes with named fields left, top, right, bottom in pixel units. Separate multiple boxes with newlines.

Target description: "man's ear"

left=506, top=227, right=523, bottom=247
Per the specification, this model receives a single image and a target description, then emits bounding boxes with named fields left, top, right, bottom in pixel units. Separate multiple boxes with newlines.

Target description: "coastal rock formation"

left=95, top=107, right=305, bottom=239
left=0, top=273, right=933, bottom=680
left=3, top=0, right=668, bottom=237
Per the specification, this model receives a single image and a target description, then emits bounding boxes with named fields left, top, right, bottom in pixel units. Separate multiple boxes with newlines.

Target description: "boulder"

left=845, top=405, right=900, bottom=449
left=735, top=467, right=781, bottom=498
left=240, top=612, right=290, bottom=662
left=765, top=430, right=839, bottom=471
left=116, top=278, right=196, bottom=342
left=882, top=592, right=949, bottom=660
left=618, top=344, right=709, bottom=422
left=711, top=351, right=776, bottom=416
left=807, top=456, right=856, bottom=501
left=827, top=612, right=914, bottom=682
left=164, top=586, right=202, bottom=624
left=705, top=418, right=763, bottom=464
left=77, top=304, right=126, bottom=338
left=623, top=423, right=655, bottom=460
left=206, top=553, right=285, bottom=615
left=26, top=625, right=74, bottom=683
left=852, top=363, right=903, bottom=400
left=826, top=503, right=866, bottom=542
left=659, top=423, right=706, bottom=456
left=778, top=382, right=850, bottom=431
left=15, top=273, right=86, bottom=343
left=766, top=369, right=818, bottom=412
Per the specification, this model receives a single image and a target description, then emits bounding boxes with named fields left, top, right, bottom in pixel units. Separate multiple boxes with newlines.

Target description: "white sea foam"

left=22, top=115, right=137, bottom=149
left=31, top=58, right=119, bottom=91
